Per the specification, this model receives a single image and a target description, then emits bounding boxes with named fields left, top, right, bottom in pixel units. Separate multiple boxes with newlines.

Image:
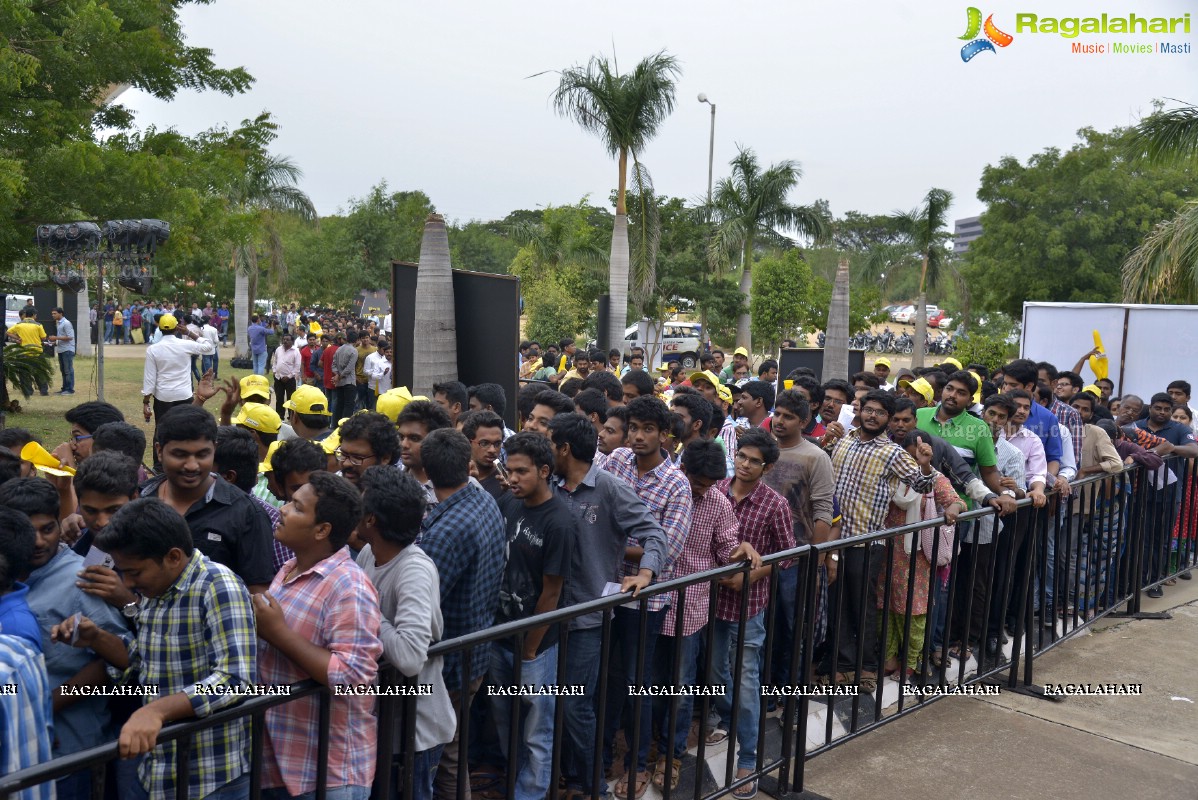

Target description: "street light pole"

left=698, top=94, right=716, bottom=350
left=698, top=94, right=716, bottom=204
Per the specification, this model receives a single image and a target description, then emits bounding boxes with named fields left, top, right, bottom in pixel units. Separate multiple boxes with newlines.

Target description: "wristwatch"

left=1001, top=489, right=1017, bottom=498
left=121, top=600, right=140, bottom=619
left=828, top=553, right=839, bottom=562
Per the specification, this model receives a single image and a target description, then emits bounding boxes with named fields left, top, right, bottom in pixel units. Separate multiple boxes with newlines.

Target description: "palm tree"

left=225, top=149, right=316, bottom=359
left=551, top=50, right=680, bottom=353
left=708, top=146, right=829, bottom=351
left=890, top=188, right=953, bottom=369
left=1123, top=104, right=1198, bottom=302
left=413, top=213, right=457, bottom=396
left=822, top=258, right=851, bottom=381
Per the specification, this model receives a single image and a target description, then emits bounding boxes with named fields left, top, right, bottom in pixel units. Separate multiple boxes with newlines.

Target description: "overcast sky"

left=122, top=0, right=1197, bottom=231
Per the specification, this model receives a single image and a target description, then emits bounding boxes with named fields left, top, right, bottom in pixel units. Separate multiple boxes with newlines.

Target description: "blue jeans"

left=252, top=351, right=268, bottom=376
left=561, top=626, right=604, bottom=795
left=712, top=610, right=767, bottom=771
left=652, top=631, right=701, bottom=759
left=57, top=351, right=75, bottom=392
left=104, top=321, right=113, bottom=342
left=602, top=606, right=665, bottom=775
left=54, top=768, right=91, bottom=800
left=128, top=770, right=248, bottom=800
left=262, top=783, right=369, bottom=800
left=202, top=353, right=219, bottom=379
left=489, top=643, right=558, bottom=800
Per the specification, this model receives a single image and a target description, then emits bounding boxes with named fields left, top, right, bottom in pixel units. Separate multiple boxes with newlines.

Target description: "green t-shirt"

left=916, top=405, right=997, bottom=504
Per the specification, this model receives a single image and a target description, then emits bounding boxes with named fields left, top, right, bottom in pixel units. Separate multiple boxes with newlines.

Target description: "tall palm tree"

left=1123, top=105, right=1198, bottom=302
left=551, top=50, right=680, bottom=352
left=708, top=146, right=829, bottom=351
left=413, top=213, right=457, bottom=396
left=890, top=188, right=953, bottom=369
left=226, top=151, right=316, bottom=359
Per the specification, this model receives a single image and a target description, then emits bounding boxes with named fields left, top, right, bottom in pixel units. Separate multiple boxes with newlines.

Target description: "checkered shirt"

left=602, top=448, right=693, bottom=611
left=417, top=481, right=506, bottom=690
left=714, top=478, right=795, bottom=621
left=830, top=431, right=935, bottom=541
left=249, top=495, right=293, bottom=573
left=259, top=548, right=383, bottom=795
left=1051, top=398, right=1084, bottom=457
left=110, top=551, right=257, bottom=800
left=660, top=488, right=740, bottom=637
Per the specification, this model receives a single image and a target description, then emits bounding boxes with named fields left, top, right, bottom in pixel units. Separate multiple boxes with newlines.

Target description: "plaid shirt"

left=260, top=548, right=383, bottom=795
left=602, top=448, right=693, bottom=611
left=418, top=481, right=506, bottom=690
left=111, top=551, right=257, bottom=800
left=0, top=636, right=54, bottom=800
left=1050, top=398, right=1084, bottom=457
left=661, top=488, right=739, bottom=637
left=714, top=478, right=795, bottom=621
left=249, top=494, right=293, bottom=573
left=830, top=431, right=935, bottom=541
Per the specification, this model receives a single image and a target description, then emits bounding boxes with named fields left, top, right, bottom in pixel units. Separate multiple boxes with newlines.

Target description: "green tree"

left=449, top=220, right=519, bottom=274
left=750, top=251, right=812, bottom=351
left=1123, top=104, right=1198, bottom=302
left=340, top=184, right=435, bottom=288
left=707, top=146, right=829, bottom=351
left=889, top=188, right=954, bottom=369
left=964, top=124, right=1197, bottom=315
left=551, top=50, right=681, bottom=352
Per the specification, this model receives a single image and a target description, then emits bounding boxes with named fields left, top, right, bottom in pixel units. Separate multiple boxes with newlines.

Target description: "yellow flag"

left=1088, top=330, right=1108, bottom=380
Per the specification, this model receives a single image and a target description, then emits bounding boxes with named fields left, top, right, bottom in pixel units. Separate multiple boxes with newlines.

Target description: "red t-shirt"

left=300, top=346, right=314, bottom=380
left=321, top=345, right=337, bottom=389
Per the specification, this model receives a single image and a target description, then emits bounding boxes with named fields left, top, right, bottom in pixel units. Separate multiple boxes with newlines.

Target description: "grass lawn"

left=2, top=351, right=258, bottom=449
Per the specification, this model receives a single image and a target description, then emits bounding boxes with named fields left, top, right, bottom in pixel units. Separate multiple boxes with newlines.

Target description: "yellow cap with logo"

left=232, top=402, right=282, bottom=435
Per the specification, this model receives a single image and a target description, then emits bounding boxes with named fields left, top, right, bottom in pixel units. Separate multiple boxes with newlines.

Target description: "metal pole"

left=96, top=257, right=104, bottom=402
left=706, top=102, right=716, bottom=205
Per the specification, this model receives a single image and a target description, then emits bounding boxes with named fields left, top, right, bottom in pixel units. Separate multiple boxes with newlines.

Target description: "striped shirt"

left=971, top=437, right=1026, bottom=545
left=714, top=479, right=794, bottom=621
left=260, top=548, right=383, bottom=795
left=0, top=635, right=54, bottom=800
left=661, top=488, right=740, bottom=637
left=602, top=448, right=693, bottom=611
left=111, top=551, right=257, bottom=800
left=830, top=431, right=935, bottom=541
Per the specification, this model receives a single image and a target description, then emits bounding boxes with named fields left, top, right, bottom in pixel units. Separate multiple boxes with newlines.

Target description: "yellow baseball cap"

left=232, top=402, right=282, bottom=435
left=309, top=321, right=323, bottom=337
left=733, top=346, right=749, bottom=358
left=258, top=439, right=283, bottom=473
left=158, top=313, right=178, bottom=331
left=968, top=371, right=982, bottom=404
left=239, top=374, right=270, bottom=400
left=1083, top=384, right=1102, bottom=398
left=284, top=385, right=332, bottom=416
left=687, top=370, right=721, bottom=389
left=875, top=357, right=891, bottom=369
left=939, top=357, right=963, bottom=372
left=376, top=386, right=415, bottom=422
left=899, top=377, right=934, bottom=404
left=716, top=383, right=734, bottom=404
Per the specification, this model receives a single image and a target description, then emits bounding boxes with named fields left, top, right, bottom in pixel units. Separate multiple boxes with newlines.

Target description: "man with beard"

left=335, top=411, right=401, bottom=489
left=139, top=406, right=274, bottom=592
left=397, top=401, right=454, bottom=503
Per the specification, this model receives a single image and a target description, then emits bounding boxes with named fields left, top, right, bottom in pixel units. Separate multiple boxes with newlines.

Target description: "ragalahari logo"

left=960, top=7, right=1014, bottom=61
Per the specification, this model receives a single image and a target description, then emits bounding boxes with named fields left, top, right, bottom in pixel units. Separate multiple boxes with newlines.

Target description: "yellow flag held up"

left=1089, top=330, right=1109, bottom=381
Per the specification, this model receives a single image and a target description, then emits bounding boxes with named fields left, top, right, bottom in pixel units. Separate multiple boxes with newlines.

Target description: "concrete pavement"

left=792, top=586, right=1198, bottom=800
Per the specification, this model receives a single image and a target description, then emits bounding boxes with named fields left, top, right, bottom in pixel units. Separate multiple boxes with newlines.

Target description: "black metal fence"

left=2, top=457, right=1194, bottom=800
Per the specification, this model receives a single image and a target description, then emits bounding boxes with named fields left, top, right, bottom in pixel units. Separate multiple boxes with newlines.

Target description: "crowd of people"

left=1, top=316, right=1196, bottom=800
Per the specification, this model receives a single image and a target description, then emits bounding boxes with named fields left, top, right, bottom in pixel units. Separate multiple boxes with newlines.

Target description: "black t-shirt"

left=479, top=473, right=507, bottom=501
left=140, top=475, right=275, bottom=586
left=496, top=492, right=576, bottom=652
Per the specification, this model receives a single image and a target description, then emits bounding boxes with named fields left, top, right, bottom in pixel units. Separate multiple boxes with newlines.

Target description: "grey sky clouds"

left=123, top=0, right=1197, bottom=232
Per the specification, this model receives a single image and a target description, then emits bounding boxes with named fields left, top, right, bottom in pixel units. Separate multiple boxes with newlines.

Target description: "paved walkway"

left=792, top=584, right=1198, bottom=800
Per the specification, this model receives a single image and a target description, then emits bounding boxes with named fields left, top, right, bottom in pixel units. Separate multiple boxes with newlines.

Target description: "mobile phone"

left=495, top=461, right=510, bottom=482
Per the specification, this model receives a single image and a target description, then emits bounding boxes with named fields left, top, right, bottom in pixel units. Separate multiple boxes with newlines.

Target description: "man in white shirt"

left=271, top=333, right=303, bottom=416
left=200, top=316, right=221, bottom=378
left=364, top=339, right=393, bottom=396
left=142, top=313, right=215, bottom=447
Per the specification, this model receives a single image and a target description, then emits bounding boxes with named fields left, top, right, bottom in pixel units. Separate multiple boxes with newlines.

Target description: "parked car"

left=625, top=321, right=703, bottom=369
left=891, top=305, right=915, bottom=323
left=929, top=309, right=953, bottom=328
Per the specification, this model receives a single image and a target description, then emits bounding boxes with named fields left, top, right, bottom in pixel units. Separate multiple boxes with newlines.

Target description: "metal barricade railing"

left=4, top=456, right=1194, bottom=800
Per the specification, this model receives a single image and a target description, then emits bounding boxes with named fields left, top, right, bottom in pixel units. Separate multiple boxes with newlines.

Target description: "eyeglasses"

left=734, top=452, right=766, bottom=468
left=860, top=407, right=887, bottom=417
left=334, top=448, right=377, bottom=466
left=473, top=439, right=502, bottom=450
left=72, top=434, right=93, bottom=443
